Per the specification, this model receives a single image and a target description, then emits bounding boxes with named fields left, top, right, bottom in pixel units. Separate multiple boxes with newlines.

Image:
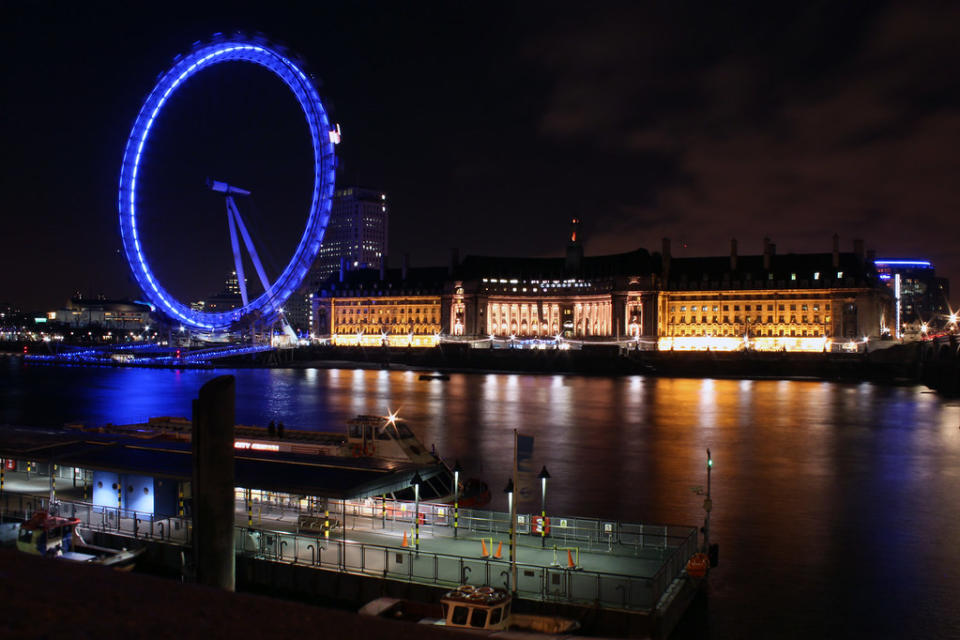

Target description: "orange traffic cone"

left=481, top=538, right=489, bottom=557
left=567, top=549, right=576, bottom=569
left=402, top=530, right=409, bottom=547
left=494, top=540, right=503, bottom=559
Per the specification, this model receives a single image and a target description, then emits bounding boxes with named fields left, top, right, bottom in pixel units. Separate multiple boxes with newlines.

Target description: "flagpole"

left=511, top=428, right=518, bottom=593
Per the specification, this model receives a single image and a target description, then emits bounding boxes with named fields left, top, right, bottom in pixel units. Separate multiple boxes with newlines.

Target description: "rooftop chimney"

left=449, top=248, right=459, bottom=277
left=730, top=238, right=738, bottom=271
left=661, top=237, right=671, bottom=281
left=832, top=234, right=840, bottom=268
left=763, top=237, right=772, bottom=271
left=401, top=253, right=409, bottom=281
left=565, top=218, right=584, bottom=273
left=339, top=257, right=346, bottom=283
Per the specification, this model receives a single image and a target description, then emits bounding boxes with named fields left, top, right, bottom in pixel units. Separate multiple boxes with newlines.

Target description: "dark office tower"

left=305, top=186, right=388, bottom=290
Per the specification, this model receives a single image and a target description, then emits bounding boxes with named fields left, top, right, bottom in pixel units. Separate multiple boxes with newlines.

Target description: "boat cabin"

left=345, top=415, right=436, bottom=464
left=440, top=585, right=512, bottom=631
left=16, top=511, right=80, bottom=557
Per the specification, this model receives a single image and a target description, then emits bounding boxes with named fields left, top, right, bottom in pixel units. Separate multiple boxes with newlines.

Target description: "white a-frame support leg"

left=226, top=197, right=249, bottom=307
left=225, top=195, right=273, bottom=305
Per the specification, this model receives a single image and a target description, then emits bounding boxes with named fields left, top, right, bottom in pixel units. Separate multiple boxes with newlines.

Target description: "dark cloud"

left=527, top=1, right=960, bottom=293
left=1, top=1, right=957, bottom=311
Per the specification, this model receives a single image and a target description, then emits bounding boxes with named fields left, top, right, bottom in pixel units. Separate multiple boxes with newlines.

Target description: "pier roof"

left=0, top=427, right=444, bottom=499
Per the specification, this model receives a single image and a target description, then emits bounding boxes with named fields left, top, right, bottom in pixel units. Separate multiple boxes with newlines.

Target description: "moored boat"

left=360, top=584, right=580, bottom=635
left=16, top=510, right=142, bottom=569
left=67, top=412, right=491, bottom=507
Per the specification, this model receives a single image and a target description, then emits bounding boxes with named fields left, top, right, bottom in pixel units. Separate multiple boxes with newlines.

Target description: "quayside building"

left=658, top=236, right=892, bottom=352
left=310, top=225, right=895, bottom=353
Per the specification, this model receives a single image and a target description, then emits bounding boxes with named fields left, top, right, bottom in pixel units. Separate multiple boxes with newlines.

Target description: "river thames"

left=3, top=359, right=959, bottom=639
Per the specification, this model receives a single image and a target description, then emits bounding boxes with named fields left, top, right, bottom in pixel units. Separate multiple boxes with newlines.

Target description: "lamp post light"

left=537, top=466, right=550, bottom=548
left=453, top=460, right=462, bottom=539
left=411, top=471, right=423, bottom=553
left=504, top=478, right=515, bottom=591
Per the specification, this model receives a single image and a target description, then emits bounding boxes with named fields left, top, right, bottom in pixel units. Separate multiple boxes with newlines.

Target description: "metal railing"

left=2, top=491, right=696, bottom=611
left=0, top=493, right=193, bottom=545
left=234, top=524, right=690, bottom=611
left=234, top=494, right=694, bottom=557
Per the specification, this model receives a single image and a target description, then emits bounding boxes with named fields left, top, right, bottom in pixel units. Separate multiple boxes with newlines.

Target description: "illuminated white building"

left=445, top=220, right=658, bottom=342
left=657, top=237, right=893, bottom=352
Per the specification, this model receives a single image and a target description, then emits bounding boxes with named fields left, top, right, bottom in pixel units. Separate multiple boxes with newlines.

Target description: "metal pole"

left=454, top=468, right=460, bottom=539
left=704, top=448, right=713, bottom=553
left=511, top=431, right=518, bottom=593
left=414, top=484, right=420, bottom=553
left=541, top=476, right=546, bottom=548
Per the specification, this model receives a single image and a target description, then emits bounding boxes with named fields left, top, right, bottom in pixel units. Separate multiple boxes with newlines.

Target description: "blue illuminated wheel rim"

left=118, top=38, right=336, bottom=331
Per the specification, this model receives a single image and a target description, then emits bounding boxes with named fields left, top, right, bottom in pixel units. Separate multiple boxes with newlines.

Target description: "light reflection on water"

left=2, top=360, right=960, bottom=638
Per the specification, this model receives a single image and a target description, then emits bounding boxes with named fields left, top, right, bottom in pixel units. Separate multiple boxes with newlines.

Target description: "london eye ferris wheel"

left=117, top=35, right=338, bottom=332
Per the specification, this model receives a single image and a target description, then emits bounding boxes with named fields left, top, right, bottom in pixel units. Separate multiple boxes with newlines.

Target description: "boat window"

left=451, top=605, right=469, bottom=625
left=470, top=607, right=488, bottom=628
left=396, top=423, right=415, bottom=439
left=376, top=428, right=391, bottom=441
left=348, top=424, right=361, bottom=438
left=489, top=606, right=502, bottom=625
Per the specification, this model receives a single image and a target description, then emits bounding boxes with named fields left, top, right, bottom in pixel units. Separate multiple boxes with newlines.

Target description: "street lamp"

left=453, top=460, right=463, bottom=539
left=537, top=466, right=550, bottom=548
left=504, top=478, right=516, bottom=593
left=411, top=471, right=423, bottom=553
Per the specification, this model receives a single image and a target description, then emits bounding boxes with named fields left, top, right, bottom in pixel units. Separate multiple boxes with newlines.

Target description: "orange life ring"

left=351, top=444, right=362, bottom=458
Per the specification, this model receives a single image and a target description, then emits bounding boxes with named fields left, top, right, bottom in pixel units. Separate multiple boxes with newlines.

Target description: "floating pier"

left=0, top=427, right=705, bottom=638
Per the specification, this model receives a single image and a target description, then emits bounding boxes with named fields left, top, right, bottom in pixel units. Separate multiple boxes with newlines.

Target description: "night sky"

left=3, top=1, right=958, bottom=311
